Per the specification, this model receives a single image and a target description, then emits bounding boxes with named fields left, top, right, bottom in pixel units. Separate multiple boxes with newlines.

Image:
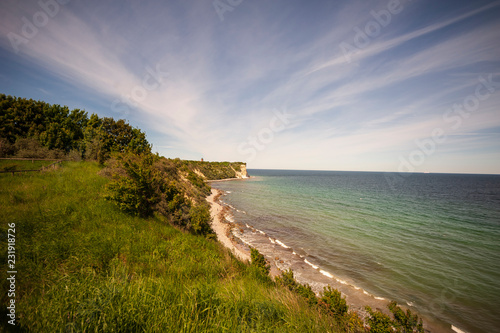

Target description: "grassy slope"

left=0, top=162, right=341, bottom=332
left=0, top=160, right=57, bottom=172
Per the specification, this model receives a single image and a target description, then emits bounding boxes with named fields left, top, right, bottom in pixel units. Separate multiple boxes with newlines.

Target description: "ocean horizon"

left=211, top=169, right=500, bottom=333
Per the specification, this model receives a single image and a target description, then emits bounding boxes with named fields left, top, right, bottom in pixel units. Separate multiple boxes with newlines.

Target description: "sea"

left=210, top=169, right=500, bottom=333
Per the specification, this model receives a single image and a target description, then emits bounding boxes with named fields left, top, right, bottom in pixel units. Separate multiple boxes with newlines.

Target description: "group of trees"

left=0, top=94, right=150, bottom=161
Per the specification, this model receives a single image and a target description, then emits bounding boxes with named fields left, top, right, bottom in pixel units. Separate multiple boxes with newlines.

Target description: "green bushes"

left=104, top=152, right=214, bottom=237
left=106, top=153, right=163, bottom=217
left=276, top=269, right=317, bottom=306
left=250, top=248, right=272, bottom=283
left=275, top=269, right=366, bottom=332
left=365, top=302, right=424, bottom=333
left=388, top=301, right=424, bottom=332
left=188, top=204, right=214, bottom=237
left=320, top=286, right=349, bottom=318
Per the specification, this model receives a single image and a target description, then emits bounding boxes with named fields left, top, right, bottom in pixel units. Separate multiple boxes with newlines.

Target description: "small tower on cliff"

left=201, top=157, right=204, bottom=162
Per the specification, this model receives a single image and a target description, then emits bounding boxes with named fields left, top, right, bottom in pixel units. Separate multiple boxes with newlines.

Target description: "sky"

left=1, top=0, right=499, bottom=174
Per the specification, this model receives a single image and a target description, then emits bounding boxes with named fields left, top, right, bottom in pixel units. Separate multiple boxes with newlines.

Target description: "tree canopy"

left=0, top=94, right=150, bottom=160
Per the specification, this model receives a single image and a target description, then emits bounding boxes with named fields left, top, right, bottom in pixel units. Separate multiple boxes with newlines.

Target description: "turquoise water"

left=211, top=170, right=500, bottom=333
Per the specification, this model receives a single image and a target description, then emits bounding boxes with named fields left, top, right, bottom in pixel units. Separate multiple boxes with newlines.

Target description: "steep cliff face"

left=233, top=163, right=249, bottom=179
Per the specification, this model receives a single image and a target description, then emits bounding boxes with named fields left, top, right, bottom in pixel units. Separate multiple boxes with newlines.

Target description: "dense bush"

left=105, top=153, right=214, bottom=238
left=365, top=302, right=424, bottom=333
left=366, top=307, right=394, bottom=333
left=105, top=153, right=163, bottom=217
left=250, top=247, right=271, bottom=277
left=320, top=286, right=349, bottom=318
left=389, top=301, right=424, bottom=333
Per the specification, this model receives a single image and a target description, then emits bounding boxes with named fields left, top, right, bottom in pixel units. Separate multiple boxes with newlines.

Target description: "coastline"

left=207, top=188, right=281, bottom=276
left=206, top=176, right=252, bottom=183
left=207, top=185, right=454, bottom=333
left=207, top=189, right=250, bottom=262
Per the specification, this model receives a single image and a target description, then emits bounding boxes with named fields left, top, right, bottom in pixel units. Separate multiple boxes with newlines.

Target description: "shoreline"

left=206, top=176, right=252, bottom=183
left=206, top=188, right=281, bottom=276
left=206, top=189, right=250, bottom=262
left=205, top=189, right=391, bottom=315
left=207, top=186, right=455, bottom=333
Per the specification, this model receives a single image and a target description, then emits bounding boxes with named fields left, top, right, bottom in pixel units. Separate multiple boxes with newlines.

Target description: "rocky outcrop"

left=234, top=163, right=249, bottom=179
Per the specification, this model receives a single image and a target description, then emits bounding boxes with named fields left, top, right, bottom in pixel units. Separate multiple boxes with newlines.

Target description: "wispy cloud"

left=0, top=0, right=499, bottom=173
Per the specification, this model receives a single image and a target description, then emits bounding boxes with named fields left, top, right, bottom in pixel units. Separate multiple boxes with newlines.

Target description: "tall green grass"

left=1, top=162, right=342, bottom=332
left=0, top=159, right=57, bottom=172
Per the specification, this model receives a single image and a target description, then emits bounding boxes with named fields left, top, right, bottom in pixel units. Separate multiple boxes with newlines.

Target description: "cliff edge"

left=180, top=160, right=249, bottom=180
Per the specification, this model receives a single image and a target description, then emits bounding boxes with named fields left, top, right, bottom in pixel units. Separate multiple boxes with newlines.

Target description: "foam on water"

left=275, top=239, right=290, bottom=249
left=452, top=326, right=469, bottom=333
left=304, top=259, right=319, bottom=269
left=320, top=269, right=334, bottom=279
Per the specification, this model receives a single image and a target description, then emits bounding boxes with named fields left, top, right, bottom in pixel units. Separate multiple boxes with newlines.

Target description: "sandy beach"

left=207, top=189, right=251, bottom=262
left=206, top=188, right=282, bottom=276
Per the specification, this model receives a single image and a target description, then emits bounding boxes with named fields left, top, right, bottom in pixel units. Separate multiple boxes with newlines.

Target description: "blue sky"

left=1, top=0, right=499, bottom=173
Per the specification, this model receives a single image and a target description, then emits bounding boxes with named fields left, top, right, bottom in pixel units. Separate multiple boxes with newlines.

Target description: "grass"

left=0, top=161, right=343, bottom=332
left=0, top=159, right=58, bottom=172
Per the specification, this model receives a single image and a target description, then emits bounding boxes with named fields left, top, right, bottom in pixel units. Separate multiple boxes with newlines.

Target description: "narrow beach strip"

left=206, top=189, right=250, bottom=262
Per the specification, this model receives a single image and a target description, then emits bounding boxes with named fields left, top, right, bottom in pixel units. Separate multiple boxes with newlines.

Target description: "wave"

left=320, top=269, right=334, bottom=279
left=451, top=325, right=469, bottom=333
left=305, top=259, right=319, bottom=269
left=238, top=237, right=253, bottom=247
left=275, top=239, right=290, bottom=249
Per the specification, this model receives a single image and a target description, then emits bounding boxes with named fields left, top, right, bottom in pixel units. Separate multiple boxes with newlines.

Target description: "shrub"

left=188, top=204, right=214, bottom=238
left=388, top=301, right=424, bottom=333
left=319, top=286, right=348, bottom=319
left=0, top=137, right=14, bottom=157
left=365, top=306, right=394, bottom=333
left=106, top=153, right=163, bottom=217
left=250, top=248, right=270, bottom=277
left=275, top=270, right=317, bottom=306
left=275, top=269, right=298, bottom=290
left=14, top=138, right=50, bottom=158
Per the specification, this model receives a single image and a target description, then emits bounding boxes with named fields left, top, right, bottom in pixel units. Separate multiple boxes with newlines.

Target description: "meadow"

left=0, top=161, right=344, bottom=332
